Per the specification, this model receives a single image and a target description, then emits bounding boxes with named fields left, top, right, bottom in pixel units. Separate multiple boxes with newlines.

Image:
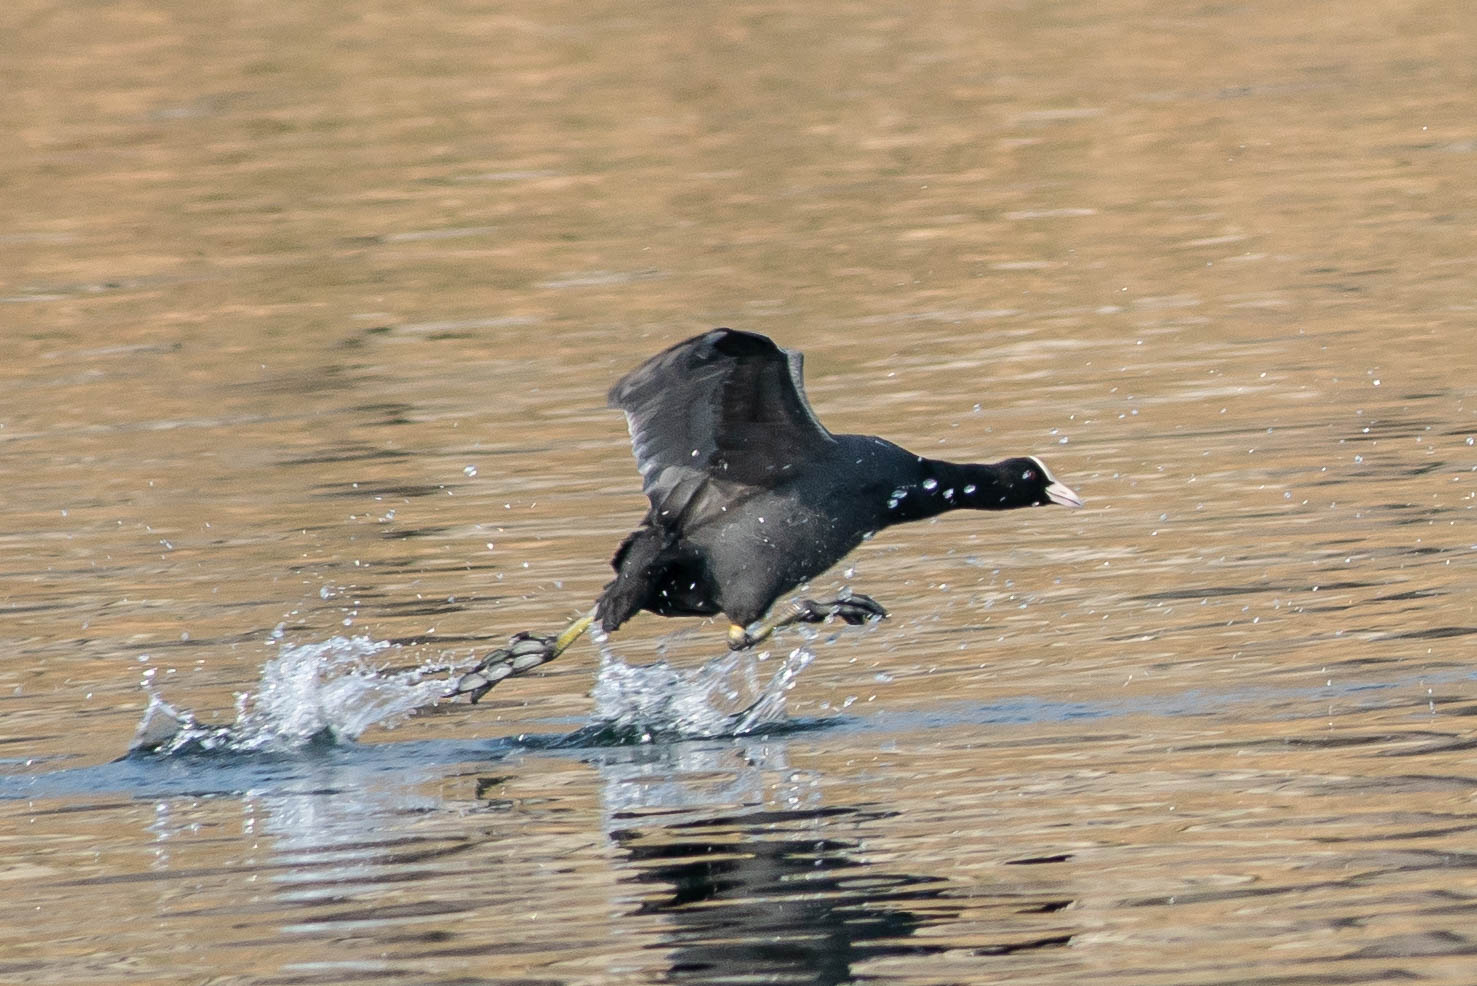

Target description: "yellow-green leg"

left=448, top=608, right=596, bottom=704
left=727, top=594, right=888, bottom=651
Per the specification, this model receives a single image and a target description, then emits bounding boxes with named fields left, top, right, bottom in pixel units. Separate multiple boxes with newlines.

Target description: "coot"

left=449, top=328, right=1081, bottom=702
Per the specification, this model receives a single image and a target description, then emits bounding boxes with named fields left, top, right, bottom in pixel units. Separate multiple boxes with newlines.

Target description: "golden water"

left=3, top=0, right=1476, bottom=982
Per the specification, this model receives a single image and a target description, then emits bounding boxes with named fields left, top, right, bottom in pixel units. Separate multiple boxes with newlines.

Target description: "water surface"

left=4, top=0, right=1476, bottom=983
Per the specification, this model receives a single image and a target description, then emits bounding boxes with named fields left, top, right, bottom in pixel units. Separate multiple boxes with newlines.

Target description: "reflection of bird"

left=611, top=808, right=946, bottom=986
left=449, top=328, right=1081, bottom=703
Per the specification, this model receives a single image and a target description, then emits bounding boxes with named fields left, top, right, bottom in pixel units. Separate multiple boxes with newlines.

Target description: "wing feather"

left=609, top=329, right=835, bottom=528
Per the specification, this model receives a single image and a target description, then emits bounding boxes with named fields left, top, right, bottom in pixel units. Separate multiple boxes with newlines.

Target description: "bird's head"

left=1000, top=456, right=1083, bottom=509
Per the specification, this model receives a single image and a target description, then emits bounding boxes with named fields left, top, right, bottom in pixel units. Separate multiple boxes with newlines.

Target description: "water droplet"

left=463, top=464, right=478, bottom=477
left=127, top=636, right=444, bottom=756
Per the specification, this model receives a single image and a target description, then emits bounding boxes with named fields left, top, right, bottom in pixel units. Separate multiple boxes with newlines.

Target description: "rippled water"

left=5, top=0, right=1477, bottom=982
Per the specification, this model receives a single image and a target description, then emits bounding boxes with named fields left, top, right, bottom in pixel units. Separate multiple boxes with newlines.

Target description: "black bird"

left=449, top=328, right=1081, bottom=703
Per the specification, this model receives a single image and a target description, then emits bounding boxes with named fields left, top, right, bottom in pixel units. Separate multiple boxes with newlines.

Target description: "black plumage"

left=449, top=328, right=1081, bottom=702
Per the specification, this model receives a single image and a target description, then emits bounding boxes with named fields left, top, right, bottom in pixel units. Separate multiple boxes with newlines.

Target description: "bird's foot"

left=792, top=593, right=889, bottom=626
left=447, top=610, right=597, bottom=703
left=728, top=594, right=888, bottom=650
left=446, top=632, right=559, bottom=705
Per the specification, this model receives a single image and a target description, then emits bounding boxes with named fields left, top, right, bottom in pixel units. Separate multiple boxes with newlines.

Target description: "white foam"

left=588, top=643, right=814, bottom=741
left=130, top=636, right=446, bottom=756
left=131, top=633, right=818, bottom=757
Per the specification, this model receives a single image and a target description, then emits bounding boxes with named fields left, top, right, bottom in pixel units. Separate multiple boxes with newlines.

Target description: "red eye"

left=1022, top=469, right=1036, bottom=482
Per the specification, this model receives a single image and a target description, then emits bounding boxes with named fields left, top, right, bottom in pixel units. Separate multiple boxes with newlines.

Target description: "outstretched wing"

left=609, top=328, right=836, bottom=529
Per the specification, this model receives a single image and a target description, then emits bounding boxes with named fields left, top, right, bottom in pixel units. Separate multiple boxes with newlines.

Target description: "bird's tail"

left=594, top=524, right=666, bottom=632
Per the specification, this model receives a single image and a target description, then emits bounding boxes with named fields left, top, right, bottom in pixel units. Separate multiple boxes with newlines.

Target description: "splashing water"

left=130, top=631, right=820, bottom=758
left=580, top=644, right=815, bottom=743
left=130, top=636, right=447, bottom=756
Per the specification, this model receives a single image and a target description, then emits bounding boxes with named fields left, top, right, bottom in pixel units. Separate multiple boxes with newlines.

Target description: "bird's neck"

left=879, top=458, right=1027, bottom=524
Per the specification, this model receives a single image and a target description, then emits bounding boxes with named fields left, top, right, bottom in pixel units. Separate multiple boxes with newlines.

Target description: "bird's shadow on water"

left=8, top=626, right=1470, bottom=986
left=5, top=712, right=1069, bottom=986
left=6, top=639, right=1466, bottom=985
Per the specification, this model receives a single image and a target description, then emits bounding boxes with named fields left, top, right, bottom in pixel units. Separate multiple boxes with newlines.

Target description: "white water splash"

left=131, top=632, right=820, bottom=757
left=587, top=645, right=815, bottom=741
left=130, top=636, right=447, bottom=756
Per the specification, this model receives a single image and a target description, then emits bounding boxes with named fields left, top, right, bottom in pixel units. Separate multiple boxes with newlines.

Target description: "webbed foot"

left=728, top=593, right=888, bottom=650
left=446, top=610, right=596, bottom=703
left=798, top=593, right=888, bottom=626
left=446, top=633, right=559, bottom=704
